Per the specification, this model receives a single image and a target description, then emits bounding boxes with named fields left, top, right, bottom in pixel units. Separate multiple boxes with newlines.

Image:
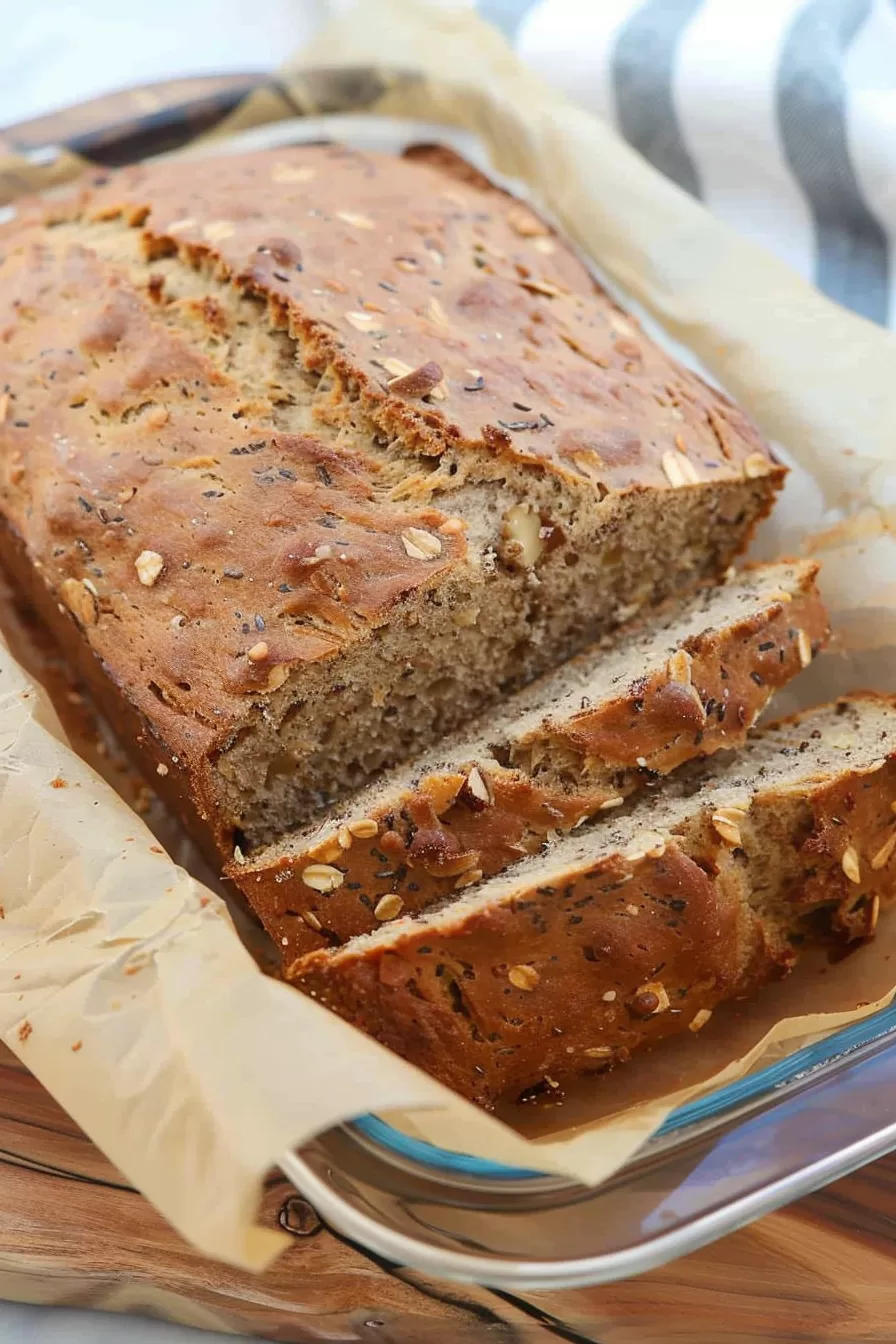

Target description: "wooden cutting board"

left=2, top=1042, right=896, bottom=1344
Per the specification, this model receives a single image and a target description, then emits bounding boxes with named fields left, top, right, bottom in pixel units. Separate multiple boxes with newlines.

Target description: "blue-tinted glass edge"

left=349, top=1002, right=896, bottom=1180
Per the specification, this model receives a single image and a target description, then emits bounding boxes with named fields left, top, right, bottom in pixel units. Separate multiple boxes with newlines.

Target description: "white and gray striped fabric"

left=480, top=0, right=896, bottom=328
left=4, top=0, right=894, bottom=325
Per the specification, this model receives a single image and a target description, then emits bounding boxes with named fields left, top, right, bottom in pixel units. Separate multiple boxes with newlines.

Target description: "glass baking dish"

left=9, top=87, right=896, bottom=1290
left=280, top=1001, right=896, bottom=1288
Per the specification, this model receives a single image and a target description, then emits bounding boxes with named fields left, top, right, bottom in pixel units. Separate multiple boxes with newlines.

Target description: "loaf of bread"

left=235, top=559, right=828, bottom=960
left=295, top=696, right=896, bottom=1108
left=0, top=144, right=783, bottom=870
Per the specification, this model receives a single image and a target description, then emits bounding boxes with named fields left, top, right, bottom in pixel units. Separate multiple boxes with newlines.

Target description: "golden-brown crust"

left=0, top=233, right=462, bottom=751
left=0, top=143, right=783, bottom=866
left=73, top=145, right=780, bottom=496
left=295, top=749, right=896, bottom=1109
left=234, top=565, right=829, bottom=957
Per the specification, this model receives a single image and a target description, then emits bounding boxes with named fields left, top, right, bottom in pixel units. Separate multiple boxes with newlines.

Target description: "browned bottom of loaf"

left=295, top=697, right=896, bottom=1108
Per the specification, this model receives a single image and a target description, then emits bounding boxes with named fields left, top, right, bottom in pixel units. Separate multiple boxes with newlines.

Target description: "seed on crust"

left=631, top=981, right=670, bottom=1017
left=506, top=206, right=549, bottom=238
left=336, top=210, right=376, bottom=230
left=743, top=453, right=774, bottom=478
left=520, top=277, right=563, bottom=298
left=337, top=826, right=353, bottom=850
left=402, top=528, right=443, bottom=560
left=602, top=990, right=617, bottom=1002
left=59, top=577, right=98, bottom=627
left=599, top=796, right=625, bottom=811
left=797, top=629, right=812, bottom=668
left=374, top=894, right=404, bottom=922
left=712, top=808, right=746, bottom=847
left=639, top=981, right=670, bottom=1013
left=871, top=830, right=896, bottom=870
left=426, top=296, right=450, bottom=328
left=689, top=1008, right=713, bottom=1032
left=345, top=310, right=380, bottom=331
left=668, top=648, right=693, bottom=684
left=348, top=818, right=379, bottom=839
left=247, top=641, right=269, bottom=662
left=868, top=893, right=881, bottom=934
left=387, top=360, right=445, bottom=399
left=661, top=450, right=700, bottom=487
left=713, top=816, right=742, bottom=847
left=841, top=845, right=861, bottom=884
left=303, top=910, right=323, bottom=932
left=455, top=867, right=483, bottom=890
left=661, top=452, right=687, bottom=487
left=313, top=837, right=343, bottom=864
left=716, top=805, right=748, bottom=823
left=134, top=550, right=164, bottom=587
left=584, top=1045, right=613, bottom=1058
left=466, top=766, right=493, bottom=805
left=265, top=664, right=290, bottom=692
left=302, top=864, right=344, bottom=893
left=509, top=964, right=540, bottom=991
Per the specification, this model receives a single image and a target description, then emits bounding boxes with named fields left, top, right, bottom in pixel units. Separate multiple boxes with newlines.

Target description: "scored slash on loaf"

left=233, top=559, right=828, bottom=959
left=295, top=696, right=896, bottom=1109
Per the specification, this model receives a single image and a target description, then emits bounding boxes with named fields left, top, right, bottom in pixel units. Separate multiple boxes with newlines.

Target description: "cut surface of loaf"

left=0, top=143, right=782, bottom=864
left=236, top=559, right=828, bottom=960
left=295, top=696, right=896, bottom=1109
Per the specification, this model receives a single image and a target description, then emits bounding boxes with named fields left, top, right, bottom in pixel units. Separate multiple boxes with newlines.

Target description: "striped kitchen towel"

left=480, top=0, right=896, bottom=328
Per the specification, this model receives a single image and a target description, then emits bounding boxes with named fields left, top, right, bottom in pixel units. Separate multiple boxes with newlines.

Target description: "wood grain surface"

left=0, top=1043, right=892, bottom=1344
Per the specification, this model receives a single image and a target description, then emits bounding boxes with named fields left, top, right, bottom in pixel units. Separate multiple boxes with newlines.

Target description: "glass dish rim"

left=350, top=999, right=896, bottom=1180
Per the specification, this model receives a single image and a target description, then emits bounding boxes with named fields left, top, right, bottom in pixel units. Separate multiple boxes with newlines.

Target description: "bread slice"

left=295, top=696, right=896, bottom=1109
left=235, top=560, right=828, bottom=959
left=0, top=144, right=782, bottom=868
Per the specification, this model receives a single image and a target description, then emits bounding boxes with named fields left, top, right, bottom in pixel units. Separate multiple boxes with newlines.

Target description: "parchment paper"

left=2, top=0, right=896, bottom=1270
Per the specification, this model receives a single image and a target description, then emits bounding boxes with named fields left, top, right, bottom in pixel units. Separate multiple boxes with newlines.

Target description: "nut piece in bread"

left=234, top=559, right=828, bottom=958
left=295, top=697, right=896, bottom=1109
left=0, top=143, right=783, bottom=877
